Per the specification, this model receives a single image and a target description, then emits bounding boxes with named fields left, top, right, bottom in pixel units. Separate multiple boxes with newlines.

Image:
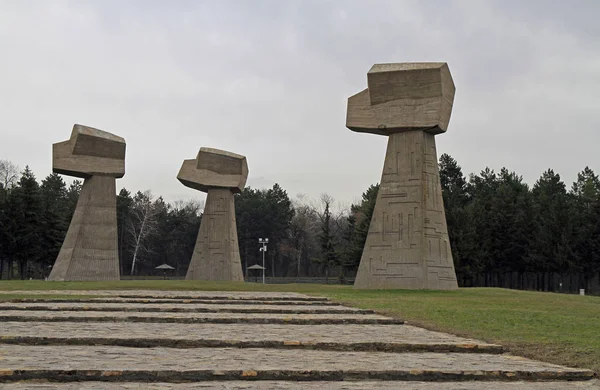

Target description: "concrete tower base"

left=48, top=175, right=120, bottom=281
left=354, top=131, right=458, bottom=290
left=185, top=188, right=244, bottom=281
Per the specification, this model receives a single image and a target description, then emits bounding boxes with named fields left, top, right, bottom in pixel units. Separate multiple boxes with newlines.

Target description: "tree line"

left=1, top=156, right=599, bottom=290
left=439, top=155, right=600, bottom=291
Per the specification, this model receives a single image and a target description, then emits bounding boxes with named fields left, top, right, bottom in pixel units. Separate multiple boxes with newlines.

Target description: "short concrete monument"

left=178, top=147, right=247, bottom=281
left=347, top=63, right=459, bottom=290
left=48, top=124, right=125, bottom=281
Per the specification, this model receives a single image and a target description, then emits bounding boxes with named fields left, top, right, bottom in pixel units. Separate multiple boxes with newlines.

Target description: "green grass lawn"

left=0, top=280, right=598, bottom=375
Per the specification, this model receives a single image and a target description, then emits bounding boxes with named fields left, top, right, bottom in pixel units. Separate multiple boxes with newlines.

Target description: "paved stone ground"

left=0, top=346, right=592, bottom=380
left=4, top=381, right=600, bottom=389
left=0, top=291, right=595, bottom=388
left=0, top=290, right=326, bottom=300
left=7, top=298, right=343, bottom=306
left=0, top=309, right=402, bottom=325
left=0, top=302, right=370, bottom=314
left=0, top=321, right=490, bottom=345
left=0, top=321, right=502, bottom=353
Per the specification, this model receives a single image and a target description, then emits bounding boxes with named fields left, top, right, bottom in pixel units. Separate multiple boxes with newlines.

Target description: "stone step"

left=6, top=298, right=341, bottom=306
left=0, top=290, right=329, bottom=301
left=0, top=336, right=502, bottom=353
left=0, top=322, right=501, bottom=353
left=0, top=346, right=593, bottom=382
left=0, top=303, right=371, bottom=314
left=0, top=311, right=404, bottom=325
left=118, top=294, right=329, bottom=302
left=3, top=381, right=600, bottom=389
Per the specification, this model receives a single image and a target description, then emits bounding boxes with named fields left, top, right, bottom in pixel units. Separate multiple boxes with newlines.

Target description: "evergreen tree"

left=490, top=168, right=533, bottom=273
left=39, top=173, right=69, bottom=276
left=571, top=167, right=600, bottom=210
left=570, top=167, right=600, bottom=282
left=235, top=187, right=268, bottom=275
left=65, top=179, right=82, bottom=216
left=116, top=188, right=133, bottom=274
left=160, top=200, right=201, bottom=275
left=235, top=184, right=294, bottom=277
left=11, top=166, right=42, bottom=279
left=343, top=184, right=379, bottom=271
left=315, top=198, right=338, bottom=281
left=439, top=154, right=472, bottom=282
left=338, top=210, right=357, bottom=276
left=465, top=168, right=499, bottom=276
left=265, top=184, right=295, bottom=276
left=0, top=174, right=13, bottom=278
left=529, top=169, right=575, bottom=273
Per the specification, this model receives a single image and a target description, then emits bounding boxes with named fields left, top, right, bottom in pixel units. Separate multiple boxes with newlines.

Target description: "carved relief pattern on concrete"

left=49, top=124, right=124, bottom=281
left=347, top=63, right=458, bottom=290
left=178, top=148, right=247, bottom=281
left=187, top=189, right=243, bottom=281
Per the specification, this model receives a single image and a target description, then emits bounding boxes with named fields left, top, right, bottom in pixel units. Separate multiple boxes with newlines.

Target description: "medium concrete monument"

left=48, top=124, right=125, bottom=281
left=347, top=62, right=459, bottom=290
left=178, top=147, right=247, bottom=281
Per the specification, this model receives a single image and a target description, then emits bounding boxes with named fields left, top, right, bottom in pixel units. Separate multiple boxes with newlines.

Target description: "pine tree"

left=465, top=168, right=499, bottom=277
left=316, top=199, right=338, bottom=282
left=11, top=166, right=42, bottom=279
left=570, top=167, right=600, bottom=284
left=343, top=184, right=379, bottom=271
left=65, top=179, right=82, bottom=216
left=0, top=175, right=12, bottom=278
left=159, top=200, right=201, bottom=276
left=39, top=173, right=69, bottom=276
left=235, top=184, right=295, bottom=277
left=439, top=154, right=472, bottom=283
left=529, top=169, right=575, bottom=273
left=489, top=168, right=532, bottom=274
left=116, top=188, right=133, bottom=274
left=265, top=184, right=295, bottom=276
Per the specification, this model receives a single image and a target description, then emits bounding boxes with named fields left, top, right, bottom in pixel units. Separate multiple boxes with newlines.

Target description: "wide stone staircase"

left=0, top=290, right=596, bottom=389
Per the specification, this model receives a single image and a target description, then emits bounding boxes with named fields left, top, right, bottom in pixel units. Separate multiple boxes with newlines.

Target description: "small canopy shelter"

left=247, top=264, right=265, bottom=283
left=155, top=264, right=175, bottom=280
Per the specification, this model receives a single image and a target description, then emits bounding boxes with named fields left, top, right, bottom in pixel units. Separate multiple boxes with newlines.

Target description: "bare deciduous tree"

left=127, top=190, right=159, bottom=275
left=290, top=194, right=320, bottom=276
left=0, top=160, right=20, bottom=191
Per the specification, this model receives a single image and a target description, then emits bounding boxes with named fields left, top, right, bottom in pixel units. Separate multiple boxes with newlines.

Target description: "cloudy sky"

left=1, top=0, right=598, bottom=206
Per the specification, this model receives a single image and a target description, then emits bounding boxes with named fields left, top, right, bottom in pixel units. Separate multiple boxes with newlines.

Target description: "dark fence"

left=460, top=272, right=600, bottom=296
left=245, top=276, right=354, bottom=285
left=120, top=275, right=354, bottom=284
left=119, top=272, right=600, bottom=296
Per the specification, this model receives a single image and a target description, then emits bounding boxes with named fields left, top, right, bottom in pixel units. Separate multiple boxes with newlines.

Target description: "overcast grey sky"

left=1, top=0, right=598, bottom=206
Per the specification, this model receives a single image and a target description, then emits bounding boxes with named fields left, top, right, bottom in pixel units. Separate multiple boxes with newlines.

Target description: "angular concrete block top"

left=346, top=62, right=455, bottom=135
left=177, top=147, right=248, bottom=193
left=53, top=124, right=126, bottom=178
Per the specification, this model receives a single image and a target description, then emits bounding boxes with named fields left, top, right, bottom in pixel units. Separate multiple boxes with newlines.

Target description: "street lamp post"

left=258, top=238, right=268, bottom=284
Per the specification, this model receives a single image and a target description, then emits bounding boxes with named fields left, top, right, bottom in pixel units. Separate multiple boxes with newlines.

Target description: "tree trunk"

left=271, top=251, right=275, bottom=277
left=119, top=222, right=125, bottom=276
left=130, top=214, right=148, bottom=276
left=130, top=251, right=138, bottom=275
left=243, top=230, right=249, bottom=278
left=19, top=259, right=26, bottom=280
left=296, top=237, right=303, bottom=277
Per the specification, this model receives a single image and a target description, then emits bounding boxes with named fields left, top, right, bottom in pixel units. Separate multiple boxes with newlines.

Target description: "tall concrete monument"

left=347, top=63, right=459, bottom=290
left=49, top=124, right=125, bottom=281
left=178, top=147, right=247, bottom=281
